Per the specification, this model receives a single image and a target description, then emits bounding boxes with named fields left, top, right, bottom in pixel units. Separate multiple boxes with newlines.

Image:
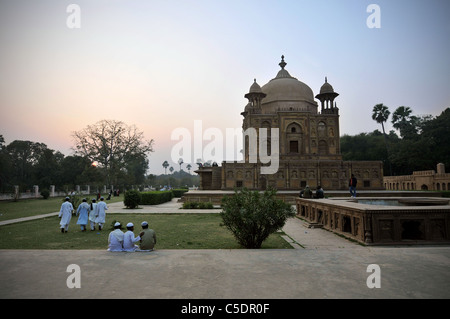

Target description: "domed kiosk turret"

left=242, top=79, right=266, bottom=116
left=315, top=77, right=339, bottom=114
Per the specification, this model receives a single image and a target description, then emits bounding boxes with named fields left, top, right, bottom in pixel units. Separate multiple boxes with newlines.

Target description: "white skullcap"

left=114, top=222, right=121, bottom=227
left=126, top=222, right=134, bottom=227
left=141, top=221, right=148, bottom=226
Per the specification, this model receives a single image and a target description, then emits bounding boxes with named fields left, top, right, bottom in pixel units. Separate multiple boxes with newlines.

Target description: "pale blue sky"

left=0, top=0, right=449, bottom=174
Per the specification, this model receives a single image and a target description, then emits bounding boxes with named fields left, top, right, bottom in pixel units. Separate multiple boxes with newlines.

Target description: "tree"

left=178, top=158, right=184, bottom=171
left=391, top=106, right=419, bottom=139
left=162, top=160, right=169, bottom=175
left=220, top=187, right=295, bottom=249
left=372, top=103, right=392, bottom=175
left=186, top=164, right=192, bottom=174
left=72, top=120, right=154, bottom=186
left=421, top=108, right=450, bottom=168
left=169, top=166, right=174, bottom=174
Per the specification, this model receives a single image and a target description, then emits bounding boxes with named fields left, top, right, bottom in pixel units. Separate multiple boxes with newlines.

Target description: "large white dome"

left=260, top=56, right=317, bottom=113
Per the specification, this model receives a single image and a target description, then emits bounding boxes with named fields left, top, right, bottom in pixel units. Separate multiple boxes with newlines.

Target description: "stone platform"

left=181, top=189, right=443, bottom=205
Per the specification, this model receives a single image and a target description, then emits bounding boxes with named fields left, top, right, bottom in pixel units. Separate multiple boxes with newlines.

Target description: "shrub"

left=140, top=191, right=173, bottom=205
left=40, top=189, right=50, bottom=199
left=124, top=189, right=142, bottom=209
left=182, top=201, right=198, bottom=209
left=220, top=187, right=295, bottom=249
left=182, top=201, right=214, bottom=209
left=172, top=189, right=188, bottom=198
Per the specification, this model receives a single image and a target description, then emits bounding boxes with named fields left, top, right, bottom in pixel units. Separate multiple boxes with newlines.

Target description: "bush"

left=182, top=201, right=214, bottom=209
left=172, top=189, right=188, bottom=198
left=40, top=189, right=50, bottom=199
left=140, top=191, right=173, bottom=205
left=220, top=187, right=295, bottom=249
left=124, top=189, right=142, bottom=209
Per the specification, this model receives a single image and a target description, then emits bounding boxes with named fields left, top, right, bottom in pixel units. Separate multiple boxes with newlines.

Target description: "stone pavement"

left=0, top=199, right=450, bottom=299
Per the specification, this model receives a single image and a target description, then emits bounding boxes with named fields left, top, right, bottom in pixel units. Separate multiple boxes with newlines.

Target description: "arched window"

left=286, top=123, right=302, bottom=154
left=318, top=122, right=326, bottom=137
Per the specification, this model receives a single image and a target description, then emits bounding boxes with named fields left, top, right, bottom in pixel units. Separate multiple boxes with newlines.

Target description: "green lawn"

left=0, top=195, right=124, bottom=222
left=0, top=213, right=293, bottom=250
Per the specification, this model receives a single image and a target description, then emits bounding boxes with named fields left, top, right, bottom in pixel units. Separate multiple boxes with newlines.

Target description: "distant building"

left=196, top=56, right=384, bottom=190
left=384, top=163, right=450, bottom=191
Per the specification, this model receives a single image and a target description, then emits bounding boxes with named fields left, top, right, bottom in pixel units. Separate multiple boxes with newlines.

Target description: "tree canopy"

left=72, top=119, right=154, bottom=186
left=342, top=107, right=450, bottom=175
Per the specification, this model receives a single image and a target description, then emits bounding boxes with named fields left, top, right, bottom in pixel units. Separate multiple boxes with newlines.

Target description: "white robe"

left=94, top=201, right=108, bottom=224
left=59, top=201, right=73, bottom=227
left=123, top=230, right=141, bottom=252
left=89, top=203, right=97, bottom=223
left=108, top=229, right=124, bottom=252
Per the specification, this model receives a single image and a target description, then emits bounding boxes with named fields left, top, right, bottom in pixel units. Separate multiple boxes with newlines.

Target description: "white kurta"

left=94, top=201, right=108, bottom=224
left=89, top=202, right=97, bottom=223
left=108, top=229, right=124, bottom=252
left=123, top=231, right=141, bottom=252
left=76, top=202, right=90, bottom=225
left=59, top=201, right=73, bottom=227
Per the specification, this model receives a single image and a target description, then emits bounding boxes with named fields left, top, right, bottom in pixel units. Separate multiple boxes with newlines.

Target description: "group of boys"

left=58, top=196, right=107, bottom=233
left=58, top=196, right=156, bottom=252
left=108, top=221, right=157, bottom=252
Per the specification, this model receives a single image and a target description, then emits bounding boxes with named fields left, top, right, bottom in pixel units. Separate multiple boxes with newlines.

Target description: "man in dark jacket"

left=349, top=174, right=357, bottom=198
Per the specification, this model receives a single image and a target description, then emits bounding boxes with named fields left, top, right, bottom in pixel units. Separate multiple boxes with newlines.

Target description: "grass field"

left=0, top=195, right=124, bottom=222
left=0, top=197, right=293, bottom=249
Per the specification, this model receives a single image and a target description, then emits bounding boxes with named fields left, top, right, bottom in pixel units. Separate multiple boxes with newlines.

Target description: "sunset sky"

left=1, top=0, right=449, bottom=175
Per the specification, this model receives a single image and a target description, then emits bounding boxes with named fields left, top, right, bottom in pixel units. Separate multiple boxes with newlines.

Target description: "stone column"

left=76, top=185, right=80, bottom=193
left=50, top=185, right=55, bottom=197
left=14, top=185, right=19, bottom=201
left=33, top=185, right=39, bottom=198
left=86, top=185, right=90, bottom=195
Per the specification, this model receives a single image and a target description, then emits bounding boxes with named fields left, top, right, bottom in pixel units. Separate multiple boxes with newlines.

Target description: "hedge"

left=182, top=201, right=214, bottom=209
left=172, top=189, right=189, bottom=198
left=140, top=191, right=173, bottom=205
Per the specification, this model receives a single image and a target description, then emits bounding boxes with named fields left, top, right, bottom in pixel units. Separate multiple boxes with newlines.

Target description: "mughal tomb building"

left=196, top=56, right=384, bottom=191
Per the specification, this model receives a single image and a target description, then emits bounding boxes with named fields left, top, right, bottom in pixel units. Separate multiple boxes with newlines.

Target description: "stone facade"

left=384, top=163, right=450, bottom=191
left=296, top=197, right=450, bottom=245
left=196, top=56, right=384, bottom=191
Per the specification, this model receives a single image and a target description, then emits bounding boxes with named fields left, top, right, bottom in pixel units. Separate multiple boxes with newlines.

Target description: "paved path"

left=1, top=198, right=450, bottom=300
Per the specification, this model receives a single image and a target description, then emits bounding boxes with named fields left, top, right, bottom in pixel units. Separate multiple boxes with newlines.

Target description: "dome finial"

left=325, top=76, right=328, bottom=83
left=279, top=55, right=287, bottom=69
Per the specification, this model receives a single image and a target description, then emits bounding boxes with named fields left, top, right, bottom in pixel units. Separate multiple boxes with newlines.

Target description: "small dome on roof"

left=320, top=77, right=335, bottom=94
left=249, top=79, right=262, bottom=93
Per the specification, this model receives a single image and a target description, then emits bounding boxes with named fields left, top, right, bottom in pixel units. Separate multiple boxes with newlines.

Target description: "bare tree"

left=72, top=119, right=154, bottom=185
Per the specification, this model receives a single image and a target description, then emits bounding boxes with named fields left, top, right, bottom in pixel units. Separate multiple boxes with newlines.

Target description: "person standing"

left=95, top=197, right=108, bottom=231
left=89, top=198, right=97, bottom=231
left=139, top=221, right=157, bottom=251
left=349, top=174, right=357, bottom=198
left=107, top=222, right=124, bottom=252
left=59, top=197, right=73, bottom=233
left=123, top=222, right=141, bottom=252
left=76, top=198, right=90, bottom=231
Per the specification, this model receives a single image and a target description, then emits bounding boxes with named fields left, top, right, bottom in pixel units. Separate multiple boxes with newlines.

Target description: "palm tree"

left=186, top=164, right=192, bottom=174
left=372, top=103, right=392, bottom=175
left=162, top=161, right=169, bottom=175
left=169, top=166, right=174, bottom=174
left=391, top=106, right=418, bottom=138
left=178, top=158, right=184, bottom=172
